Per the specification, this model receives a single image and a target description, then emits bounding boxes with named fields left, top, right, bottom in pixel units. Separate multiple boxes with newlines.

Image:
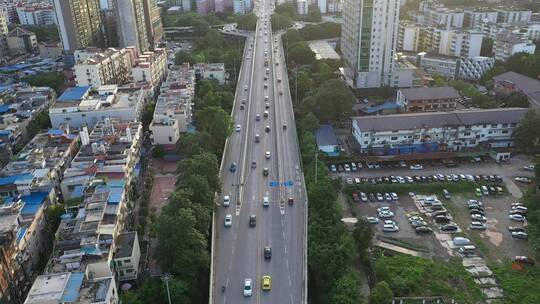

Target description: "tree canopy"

left=22, top=72, right=66, bottom=95
left=299, top=79, right=353, bottom=122
left=513, top=110, right=540, bottom=153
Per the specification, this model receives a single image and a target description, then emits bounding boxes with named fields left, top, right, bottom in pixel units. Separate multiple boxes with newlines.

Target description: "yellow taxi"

left=261, top=275, right=272, bottom=291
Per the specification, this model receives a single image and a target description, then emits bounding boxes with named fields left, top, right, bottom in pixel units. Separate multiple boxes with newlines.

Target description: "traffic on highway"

left=211, top=0, right=307, bottom=303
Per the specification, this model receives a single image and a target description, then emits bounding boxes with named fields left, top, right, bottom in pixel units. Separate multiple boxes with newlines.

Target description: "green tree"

left=22, top=72, right=66, bottom=95
left=141, top=102, right=156, bottom=129
left=288, top=41, right=316, bottom=65
left=177, top=151, right=220, bottom=191
left=301, top=79, right=354, bottom=122
left=176, top=131, right=213, bottom=157
left=196, top=106, right=232, bottom=154
left=175, top=51, right=194, bottom=65
left=152, top=146, right=166, bottom=159
left=369, top=281, right=394, bottom=304
left=292, top=70, right=314, bottom=104
left=272, top=13, right=293, bottom=30
left=505, top=92, right=530, bottom=108
left=166, top=189, right=211, bottom=238
left=299, top=112, right=320, bottom=133
left=513, top=110, right=540, bottom=152
left=138, top=278, right=165, bottom=304
left=119, top=291, right=143, bottom=304
left=352, top=219, right=374, bottom=257
left=480, top=65, right=506, bottom=85
left=155, top=205, right=209, bottom=283
left=169, top=278, right=193, bottom=304
left=26, top=111, right=52, bottom=141
left=329, top=269, right=363, bottom=304
left=46, top=204, right=65, bottom=235
left=22, top=25, right=59, bottom=42
left=178, top=174, right=213, bottom=208
left=431, top=74, right=446, bottom=87
left=306, top=5, right=322, bottom=22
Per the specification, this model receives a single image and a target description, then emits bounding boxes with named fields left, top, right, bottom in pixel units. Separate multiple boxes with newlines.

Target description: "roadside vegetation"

left=271, top=3, right=323, bottom=31
left=492, top=262, right=540, bottom=304
left=372, top=253, right=483, bottom=303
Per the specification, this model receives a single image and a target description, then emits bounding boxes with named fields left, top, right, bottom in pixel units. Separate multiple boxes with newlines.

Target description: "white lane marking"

left=290, top=294, right=294, bottom=304
left=288, top=275, right=292, bottom=287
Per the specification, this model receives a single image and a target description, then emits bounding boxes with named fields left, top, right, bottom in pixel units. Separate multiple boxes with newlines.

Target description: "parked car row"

left=466, top=200, right=487, bottom=231
left=407, top=213, right=432, bottom=234
left=474, top=185, right=504, bottom=197
left=351, top=191, right=399, bottom=202
left=508, top=202, right=528, bottom=240
left=346, top=174, right=503, bottom=186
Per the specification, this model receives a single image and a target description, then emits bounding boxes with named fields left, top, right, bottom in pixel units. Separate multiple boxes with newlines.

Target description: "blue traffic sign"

left=283, top=180, right=294, bottom=187
left=269, top=181, right=279, bottom=187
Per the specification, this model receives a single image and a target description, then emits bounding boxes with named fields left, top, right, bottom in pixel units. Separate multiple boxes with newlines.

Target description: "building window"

left=64, top=117, right=71, bottom=121
left=491, top=124, right=497, bottom=128
left=117, top=261, right=122, bottom=266
left=510, top=123, right=517, bottom=127
left=502, top=130, right=508, bottom=134
left=364, top=141, right=369, bottom=145
left=126, top=269, right=133, bottom=274
left=464, top=132, right=470, bottom=136
left=82, top=114, right=86, bottom=117
left=391, top=136, right=398, bottom=140
left=168, top=136, right=173, bottom=142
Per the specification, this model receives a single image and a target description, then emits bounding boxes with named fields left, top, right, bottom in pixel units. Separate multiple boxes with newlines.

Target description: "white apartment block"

left=524, top=23, right=540, bottom=41
left=352, top=108, right=527, bottom=153
left=114, top=232, right=141, bottom=281
left=0, top=11, right=8, bottom=58
left=297, top=0, right=308, bottom=15
left=493, top=31, right=536, bottom=61
left=318, top=0, right=327, bottom=14
left=438, top=30, right=483, bottom=58
left=327, top=0, right=342, bottom=13
left=410, top=52, right=494, bottom=80
left=422, top=7, right=464, bottom=29
left=74, top=47, right=137, bottom=88
left=397, top=22, right=422, bottom=52
left=496, top=8, right=532, bottom=24
left=463, top=10, right=498, bottom=28
left=16, top=4, right=57, bottom=25
left=233, top=0, right=246, bottom=14
left=342, top=0, right=400, bottom=88
left=132, top=48, right=168, bottom=88
left=49, top=85, right=146, bottom=129
left=150, top=65, right=195, bottom=145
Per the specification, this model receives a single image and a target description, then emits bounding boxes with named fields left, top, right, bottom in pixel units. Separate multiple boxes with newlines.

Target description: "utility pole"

left=161, top=273, right=173, bottom=304
left=314, top=151, right=318, bottom=184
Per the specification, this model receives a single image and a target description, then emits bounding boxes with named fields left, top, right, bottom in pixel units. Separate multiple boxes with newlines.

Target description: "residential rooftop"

left=399, top=87, right=461, bottom=100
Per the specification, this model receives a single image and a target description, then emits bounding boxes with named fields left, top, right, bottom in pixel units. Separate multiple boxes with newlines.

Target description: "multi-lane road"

left=210, top=0, right=307, bottom=303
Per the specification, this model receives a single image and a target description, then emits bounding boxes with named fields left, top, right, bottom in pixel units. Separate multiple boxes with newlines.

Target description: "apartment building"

left=143, top=0, right=164, bottom=47
left=116, top=0, right=150, bottom=52
left=397, top=22, right=422, bottom=52
left=6, top=27, right=37, bottom=56
left=74, top=47, right=136, bottom=87
left=493, top=31, right=536, bottom=61
left=297, top=0, right=308, bottom=15
left=0, top=10, right=8, bottom=59
left=132, top=48, right=168, bottom=88
left=0, top=85, right=56, bottom=165
left=150, top=65, right=195, bottom=145
left=459, top=56, right=495, bottom=80
left=342, top=0, right=400, bottom=88
left=496, top=8, right=532, bottom=24
left=49, top=85, right=146, bottom=129
left=194, top=62, right=226, bottom=85
left=24, top=121, right=142, bottom=304
left=420, top=5, right=464, bottom=29
left=396, top=87, right=460, bottom=112
left=463, top=9, right=498, bottom=28
left=53, top=0, right=104, bottom=51
left=493, top=71, right=540, bottom=110
left=352, top=108, right=528, bottom=154
left=327, top=0, right=342, bottom=13
left=114, top=231, right=141, bottom=281
left=24, top=272, right=118, bottom=304
left=16, top=3, right=56, bottom=26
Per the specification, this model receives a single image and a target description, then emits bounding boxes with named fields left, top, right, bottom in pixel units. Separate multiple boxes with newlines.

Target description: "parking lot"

left=340, top=154, right=535, bottom=263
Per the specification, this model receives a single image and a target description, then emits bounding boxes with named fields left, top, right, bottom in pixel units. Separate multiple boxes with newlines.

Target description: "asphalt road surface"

left=211, top=0, right=307, bottom=303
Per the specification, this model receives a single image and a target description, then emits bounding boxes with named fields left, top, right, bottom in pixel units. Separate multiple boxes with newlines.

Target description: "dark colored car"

left=368, top=193, right=376, bottom=202
left=263, top=167, right=269, bottom=176
left=230, top=162, right=237, bottom=172
left=288, top=197, right=294, bottom=205
left=249, top=215, right=256, bottom=227
left=434, top=215, right=451, bottom=223
left=441, top=224, right=458, bottom=232
left=415, top=226, right=433, bottom=233
left=264, top=246, right=272, bottom=259
left=508, top=226, right=526, bottom=233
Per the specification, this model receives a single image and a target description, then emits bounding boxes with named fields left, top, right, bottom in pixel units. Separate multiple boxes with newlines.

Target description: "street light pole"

left=161, top=274, right=172, bottom=304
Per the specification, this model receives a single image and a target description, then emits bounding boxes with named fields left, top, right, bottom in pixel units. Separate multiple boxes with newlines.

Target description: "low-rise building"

left=132, top=48, right=168, bottom=89
left=0, top=85, right=56, bottom=165
left=114, top=231, right=141, bottom=281
left=49, top=85, right=147, bottom=129
left=393, top=55, right=427, bottom=88
left=6, top=27, right=37, bottom=56
left=38, top=42, right=62, bottom=59
left=352, top=108, right=527, bottom=155
left=463, top=9, right=498, bottom=28
left=410, top=52, right=496, bottom=81
left=150, top=65, right=195, bottom=145
left=73, top=47, right=136, bottom=88
left=396, top=87, right=460, bottom=112
left=194, top=63, right=226, bottom=85
left=493, top=31, right=536, bottom=61
left=315, top=124, right=339, bottom=156
left=493, top=71, right=540, bottom=110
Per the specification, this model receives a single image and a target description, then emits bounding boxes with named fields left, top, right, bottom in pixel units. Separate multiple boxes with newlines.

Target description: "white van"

left=453, top=237, right=471, bottom=246
left=458, top=245, right=476, bottom=254
left=263, top=196, right=269, bottom=207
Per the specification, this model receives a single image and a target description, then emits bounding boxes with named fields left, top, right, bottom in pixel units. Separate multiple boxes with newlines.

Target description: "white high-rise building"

left=297, top=0, right=308, bottom=15
left=318, top=0, right=327, bottom=14
left=233, top=0, right=245, bottom=14
left=342, top=0, right=400, bottom=88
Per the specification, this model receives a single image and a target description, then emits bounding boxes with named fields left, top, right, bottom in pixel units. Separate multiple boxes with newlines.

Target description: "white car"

left=390, top=192, right=399, bottom=201
left=523, top=164, right=535, bottom=171
left=384, top=220, right=396, bottom=226
left=224, top=214, right=232, bottom=227
left=265, top=151, right=271, bottom=159
left=360, top=192, right=368, bottom=202
left=235, top=124, right=241, bottom=132
left=383, top=224, right=399, bottom=232
left=243, top=279, right=252, bottom=297
left=377, top=207, right=390, bottom=212
left=470, top=214, right=487, bottom=222
left=509, top=214, right=526, bottom=222
left=354, top=177, right=361, bottom=184
left=469, top=221, right=486, bottom=230
left=378, top=211, right=394, bottom=218
left=330, top=164, right=337, bottom=172
left=344, top=164, right=351, bottom=172
left=346, top=177, right=353, bottom=185
left=262, top=196, right=269, bottom=207
left=512, top=206, right=528, bottom=212
left=365, top=216, right=379, bottom=224
left=410, top=164, right=423, bottom=170
left=515, top=177, right=532, bottom=183
left=244, top=85, right=248, bottom=91
left=223, top=195, right=230, bottom=207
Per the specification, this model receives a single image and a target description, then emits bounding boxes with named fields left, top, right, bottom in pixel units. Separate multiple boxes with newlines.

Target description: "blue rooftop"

left=16, top=227, right=27, bottom=243
left=20, top=192, right=48, bottom=215
left=47, top=129, right=65, bottom=136
left=58, top=86, right=90, bottom=102
left=362, top=102, right=400, bottom=114
left=0, top=105, right=9, bottom=113
left=61, top=272, right=85, bottom=303
left=315, top=124, right=338, bottom=147
left=0, top=173, right=32, bottom=186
